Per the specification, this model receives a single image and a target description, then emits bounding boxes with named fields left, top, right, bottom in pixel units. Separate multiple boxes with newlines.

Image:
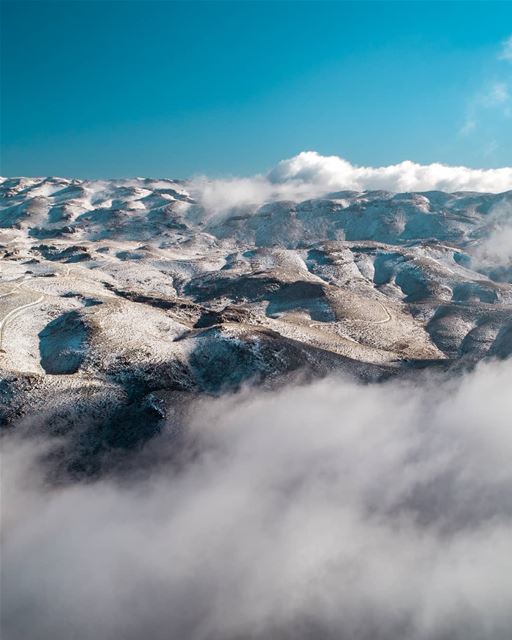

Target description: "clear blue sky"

left=1, top=0, right=511, bottom=178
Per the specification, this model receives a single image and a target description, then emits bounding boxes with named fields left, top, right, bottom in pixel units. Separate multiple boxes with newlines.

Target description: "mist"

left=2, top=358, right=512, bottom=640
left=473, top=199, right=512, bottom=266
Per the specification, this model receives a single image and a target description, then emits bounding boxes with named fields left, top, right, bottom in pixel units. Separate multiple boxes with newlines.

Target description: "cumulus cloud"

left=188, top=152, right=512, bottom=216
left=3, top=358, right=512, bottom=640
left=269, top=151, right=512, bottom=193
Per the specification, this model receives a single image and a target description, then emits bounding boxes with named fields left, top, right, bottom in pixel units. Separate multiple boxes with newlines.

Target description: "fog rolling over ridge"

left=1, top=152, right=512, bottom=639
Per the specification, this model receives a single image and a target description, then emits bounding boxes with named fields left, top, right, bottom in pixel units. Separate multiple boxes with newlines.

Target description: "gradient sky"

left=1, top=0, right=511, bottom=178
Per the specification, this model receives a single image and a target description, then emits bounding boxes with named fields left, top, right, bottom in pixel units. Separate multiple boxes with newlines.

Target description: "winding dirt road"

left=0, top=279, right=44, bottom=352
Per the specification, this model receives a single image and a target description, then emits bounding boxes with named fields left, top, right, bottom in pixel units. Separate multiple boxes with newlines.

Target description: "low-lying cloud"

left=473, top=200, right=512, bottom=269
left=3, top=358, right=512, bottom=640
left=188, top=151, right=512, bottom=216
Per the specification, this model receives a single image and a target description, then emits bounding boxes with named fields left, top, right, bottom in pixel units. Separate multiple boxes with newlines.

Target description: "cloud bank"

left=189, top=151, right=512, bottom=215
left=3, top=358, right=512, bottom=640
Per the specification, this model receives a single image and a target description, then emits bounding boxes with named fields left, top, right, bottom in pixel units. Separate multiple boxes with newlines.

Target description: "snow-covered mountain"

left=1, top=176, right=512, bottom=474
left=2, top=175, right=512, bottom=247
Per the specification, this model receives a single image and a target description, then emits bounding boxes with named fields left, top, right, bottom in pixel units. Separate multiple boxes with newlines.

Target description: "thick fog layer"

left=3, top=358, right=512, bottom=640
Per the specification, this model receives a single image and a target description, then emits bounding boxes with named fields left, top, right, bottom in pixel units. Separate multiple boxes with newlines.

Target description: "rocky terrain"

left=1, top=176, right=512, bottom=475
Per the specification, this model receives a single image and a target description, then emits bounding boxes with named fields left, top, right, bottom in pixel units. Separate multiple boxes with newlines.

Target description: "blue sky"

left=1, top=0, right=511, bottom=178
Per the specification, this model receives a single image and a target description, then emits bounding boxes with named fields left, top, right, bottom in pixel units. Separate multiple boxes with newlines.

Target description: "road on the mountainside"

left=0, top=277, right=27, bottom=299
left=309, top=298, right=392, bottom=329
left=373, top=299, right=392, bottom=324
left=0, top=278, right=44, bottom=352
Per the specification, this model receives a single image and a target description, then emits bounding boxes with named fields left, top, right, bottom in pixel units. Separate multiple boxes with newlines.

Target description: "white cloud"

left=3, top=358, right=512, bottom=639
left=459, top=117, right=476, bottom=136
left=188, top=151, right=512, bottom=216
left=460, top=80, right=511, bottom=138
left=499, top=35, right=512, bottom=62
left=270, top=151, right=512, bottom=192
left=460, top=36, right=512, bottom=139
left=483, top=82, right=510, bottom=106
